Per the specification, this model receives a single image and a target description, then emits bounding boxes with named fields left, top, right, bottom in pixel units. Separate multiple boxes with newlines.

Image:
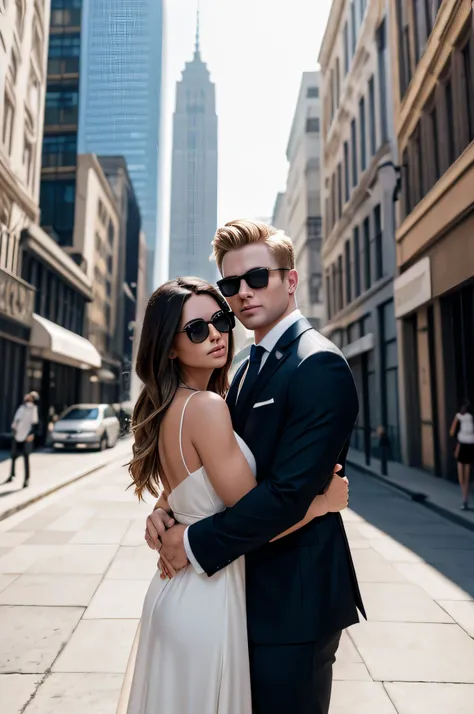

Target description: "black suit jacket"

left=188, top=317, right=365, bottom=645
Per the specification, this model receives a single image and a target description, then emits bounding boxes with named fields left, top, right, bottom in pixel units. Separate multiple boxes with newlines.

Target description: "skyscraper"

left=168, top=15, right=218, bottom=284
left=78, top=0, right=164, bottom=288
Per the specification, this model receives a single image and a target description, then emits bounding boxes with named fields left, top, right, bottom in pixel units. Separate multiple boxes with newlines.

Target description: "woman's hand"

left=322, top=466, right=349, bottom=513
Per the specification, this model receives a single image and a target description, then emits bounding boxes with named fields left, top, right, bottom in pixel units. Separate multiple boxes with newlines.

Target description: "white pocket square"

left=253, top=398, right=275, bottom=409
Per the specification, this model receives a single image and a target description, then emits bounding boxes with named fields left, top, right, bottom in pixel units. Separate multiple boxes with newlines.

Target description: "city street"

left=0, top=454, right=473, bottom=713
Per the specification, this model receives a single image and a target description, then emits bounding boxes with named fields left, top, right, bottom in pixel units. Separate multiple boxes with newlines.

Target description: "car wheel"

left=99, top=436, right=107, bottom=451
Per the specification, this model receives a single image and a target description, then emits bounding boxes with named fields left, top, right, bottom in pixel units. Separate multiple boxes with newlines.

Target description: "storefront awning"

left=30, top=314, right=102, bottom=370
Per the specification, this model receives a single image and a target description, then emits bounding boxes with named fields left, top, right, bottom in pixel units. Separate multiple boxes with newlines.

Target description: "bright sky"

left=157, top=0, right=332, bottom=281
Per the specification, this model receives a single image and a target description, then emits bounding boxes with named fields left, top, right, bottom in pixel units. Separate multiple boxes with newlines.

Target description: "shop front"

left=27, top=314, right=102, bottom=440
left=0, top=267, right=35, bottom=447
left=395, top=209, right=474, bottom=481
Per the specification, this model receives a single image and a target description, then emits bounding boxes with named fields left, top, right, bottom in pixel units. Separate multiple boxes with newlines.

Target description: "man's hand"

left=160, top=524, right=188, bottom=571
left=26, top=435, right=34, bottom=443
left=324, top=469, right=349, bottom=512
left=145, top=508, right=175, bottom=551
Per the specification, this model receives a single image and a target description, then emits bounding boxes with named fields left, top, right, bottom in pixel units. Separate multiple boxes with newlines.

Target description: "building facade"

left=272, top=72, right=325, bottom=329
left=0, top=0, right=50, bottom=443
left=99, top=156, right=142, bottom=402
left=390, top=0, right=474, bottom=480
left=319, top=0, right=401, bottom=462
left=73, top=153, right=121, bottom=403
left=168, top=22, right=218, bottom=285
left=78, top=0, right=163, bottom=290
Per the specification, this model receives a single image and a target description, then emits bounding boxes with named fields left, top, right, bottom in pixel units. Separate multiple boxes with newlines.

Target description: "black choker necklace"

left=179, top=381, right=199, bottom=392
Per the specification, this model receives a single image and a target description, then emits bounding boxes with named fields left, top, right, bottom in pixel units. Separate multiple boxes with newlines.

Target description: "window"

left=331, top=173, right=336, bottom=230
left=363, top=216, right=371, bottom=290
left=396, top=0, right=413, bottom=97
left=108, top=220, right=115, bottom=247
left=368, top=75, right=377, bottom=155
left=306, top=118, right=320, bottom=132
left=326, top=272, right=332, bottom=320
left=377, top=19, right=389, bottom=143
left=39, top=179, right=76, bottom=246
left=23, top=136, right=33, bottom=188
left=337, top=255, right=344, bottom=311
left=50, top=0, right=82, bottom=28
left=307, top=216, right=322, bottom=238
left=47, top=33, right=81, bottom=75
left=445, top=78, right=456, bottom=164
left=307, top=86, right=319, bottom=98
left=45, top=89, right=79, bottom=125
left=344, top=240, right=352, bottom=305
left=310, top=274, right=322, bottom=304
left=42, top=134, right=77, bottom=168
left=343, top=21, right=350, bottom=75
left=337, top=163, right=343, bottom=219
left=462, top=36, right=474, bottom=143
left=2, top=95, right=15, bottom=155
left=351, top=118, right=358, bottom=187
left=335, top=58, right=340, bottom=109
left=359, top=96, right=367, bottom=171
left=353, top=226, right=361, bottom=297
left=343, top=141, right=350, bottom=202
left=350, top=2, right=357, bottom=56
left=429, top=104, right=440, bottom=182
left=360, top=0, right=367, bottom=19
left=374, top=204, right=383, bottom=280
left=330, top=68, right=335, bottom=121
left=332, top=263, right=338, bottom=315
left=402, top=148, right=411, bottom=217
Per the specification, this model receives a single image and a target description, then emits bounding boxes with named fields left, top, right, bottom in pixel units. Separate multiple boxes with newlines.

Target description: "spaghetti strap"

left=179, top=391, right=200, bottom=475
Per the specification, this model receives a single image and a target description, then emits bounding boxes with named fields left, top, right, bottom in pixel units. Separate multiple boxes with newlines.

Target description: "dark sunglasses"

left=217, top=267, right=290, bottom=298
left=177, top=309, right=235, bottom=344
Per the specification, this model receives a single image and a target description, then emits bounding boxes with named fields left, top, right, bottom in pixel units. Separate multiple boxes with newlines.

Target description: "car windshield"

left=61, top=408, right=99, bottom=421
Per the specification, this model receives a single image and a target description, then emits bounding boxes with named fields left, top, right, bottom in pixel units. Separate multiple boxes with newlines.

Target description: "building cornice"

left=318, top=0, right=346, bottom=71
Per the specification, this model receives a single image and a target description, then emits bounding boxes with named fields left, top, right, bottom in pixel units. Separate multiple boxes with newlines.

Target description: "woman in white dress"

left=118, top=277, right=348, bottom=714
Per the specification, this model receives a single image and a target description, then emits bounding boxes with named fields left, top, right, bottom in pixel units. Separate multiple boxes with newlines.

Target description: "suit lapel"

left=235, top=317, right=313, bottom=420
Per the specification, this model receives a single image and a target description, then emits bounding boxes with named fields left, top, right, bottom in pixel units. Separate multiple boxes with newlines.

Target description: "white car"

left=52, top=404, right=120, bottom=451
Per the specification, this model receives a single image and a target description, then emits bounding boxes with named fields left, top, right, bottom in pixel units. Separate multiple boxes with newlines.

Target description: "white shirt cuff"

left=184, top=526, right=204, bottom=574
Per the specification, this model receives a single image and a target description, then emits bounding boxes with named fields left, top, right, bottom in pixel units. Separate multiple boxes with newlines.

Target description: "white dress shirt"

left=12, top=403, right=39, bottom=443
left=184, top=309, right=303, bottom=573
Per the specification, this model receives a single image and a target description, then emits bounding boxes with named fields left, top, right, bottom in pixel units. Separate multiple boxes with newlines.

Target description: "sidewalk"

left=1, top=454, right=473, bottom=713
left=0, top=438, right=132, bottom=522
left=348, top=449, right=474, bottom=531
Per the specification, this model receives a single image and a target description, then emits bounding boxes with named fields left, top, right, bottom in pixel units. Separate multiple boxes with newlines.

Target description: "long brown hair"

left=129, top=277, right=234, bottom=500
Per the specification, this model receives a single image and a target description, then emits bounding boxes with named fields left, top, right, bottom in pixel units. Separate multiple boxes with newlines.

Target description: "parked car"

left=51, top=404, right=120, bottom=451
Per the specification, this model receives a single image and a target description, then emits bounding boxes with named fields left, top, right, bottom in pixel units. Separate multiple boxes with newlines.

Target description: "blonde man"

left=146, top=220, right=365, bottom=714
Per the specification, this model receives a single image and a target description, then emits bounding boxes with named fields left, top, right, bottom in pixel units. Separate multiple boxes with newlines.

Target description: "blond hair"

left=211, top=219, right=295, bottom=272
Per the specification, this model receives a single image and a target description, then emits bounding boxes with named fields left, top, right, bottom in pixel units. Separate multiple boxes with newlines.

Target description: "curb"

left=0, top=463, right=107, bottom=522
left=348, top=458, right=474, bottom=534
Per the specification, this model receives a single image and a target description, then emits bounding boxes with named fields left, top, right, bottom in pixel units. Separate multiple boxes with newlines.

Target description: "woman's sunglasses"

left=177, top=309, right=235, bottom=344
left=217, top=267, right=290, bottom=298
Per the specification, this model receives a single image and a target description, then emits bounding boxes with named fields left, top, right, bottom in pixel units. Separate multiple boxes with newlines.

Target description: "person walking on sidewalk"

left=450, top=399, right=474, bottom=510
left=6, top=393, right=39, bottom=489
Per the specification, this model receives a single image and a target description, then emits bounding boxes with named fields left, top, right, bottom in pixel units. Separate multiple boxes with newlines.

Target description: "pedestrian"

left=449, top=399, right=474, bottom=510
left=6, top=393, right=39, bottom=489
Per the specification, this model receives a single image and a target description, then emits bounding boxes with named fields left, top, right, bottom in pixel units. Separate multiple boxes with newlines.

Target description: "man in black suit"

left=146, top=220, right=365, bottom=714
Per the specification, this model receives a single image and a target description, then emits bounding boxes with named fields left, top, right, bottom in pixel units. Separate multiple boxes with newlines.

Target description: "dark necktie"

left=238, top=344, right=266, bottom=406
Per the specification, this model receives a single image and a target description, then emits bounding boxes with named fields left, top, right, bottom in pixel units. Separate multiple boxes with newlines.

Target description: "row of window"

left=22, top=252, right=86, bottom=335
left=401, top=25, right=474, bottom=220
left=396, top=0, right=443, bottom=98
left=325, top=204, right=383, bottom=321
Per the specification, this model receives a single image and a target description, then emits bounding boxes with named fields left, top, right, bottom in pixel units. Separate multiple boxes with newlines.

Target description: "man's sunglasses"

left=217, top=267, right=290, bottom=298
left=177, top=309, right=235, bottom=344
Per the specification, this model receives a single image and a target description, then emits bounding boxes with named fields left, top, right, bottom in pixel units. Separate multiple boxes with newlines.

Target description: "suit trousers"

left=249, top=630, right=342, bottom=714
left=10, top=439, right=32, bottom=483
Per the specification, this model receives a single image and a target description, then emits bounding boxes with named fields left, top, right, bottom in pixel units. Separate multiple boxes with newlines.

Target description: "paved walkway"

left=0, top=454, right=473, bottom=713
left=0, top=439, right=133, bottom=522
left=348, top=449, right=474, bottom=530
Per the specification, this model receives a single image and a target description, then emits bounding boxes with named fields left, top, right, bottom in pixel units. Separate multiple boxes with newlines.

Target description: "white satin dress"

left=118, top=393, right=256, bottom=714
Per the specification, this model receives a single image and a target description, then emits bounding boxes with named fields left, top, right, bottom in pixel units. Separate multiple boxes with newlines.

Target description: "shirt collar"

left=256, top=309, right=302, bottom=354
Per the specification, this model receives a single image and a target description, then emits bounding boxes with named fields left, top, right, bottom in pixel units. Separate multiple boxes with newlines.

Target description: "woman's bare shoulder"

left=186, top=392, right=232, bottom=434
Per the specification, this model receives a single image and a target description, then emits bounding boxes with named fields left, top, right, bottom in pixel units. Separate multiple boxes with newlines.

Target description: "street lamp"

left=376, top=160, right=402, bottom=203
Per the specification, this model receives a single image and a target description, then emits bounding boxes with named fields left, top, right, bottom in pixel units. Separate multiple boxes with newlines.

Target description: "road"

left=0, top=456, right=473, bottom=713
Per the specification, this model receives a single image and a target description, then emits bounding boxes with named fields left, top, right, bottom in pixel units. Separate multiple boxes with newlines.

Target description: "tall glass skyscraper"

left=78, top=0, right=163, bottom=286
